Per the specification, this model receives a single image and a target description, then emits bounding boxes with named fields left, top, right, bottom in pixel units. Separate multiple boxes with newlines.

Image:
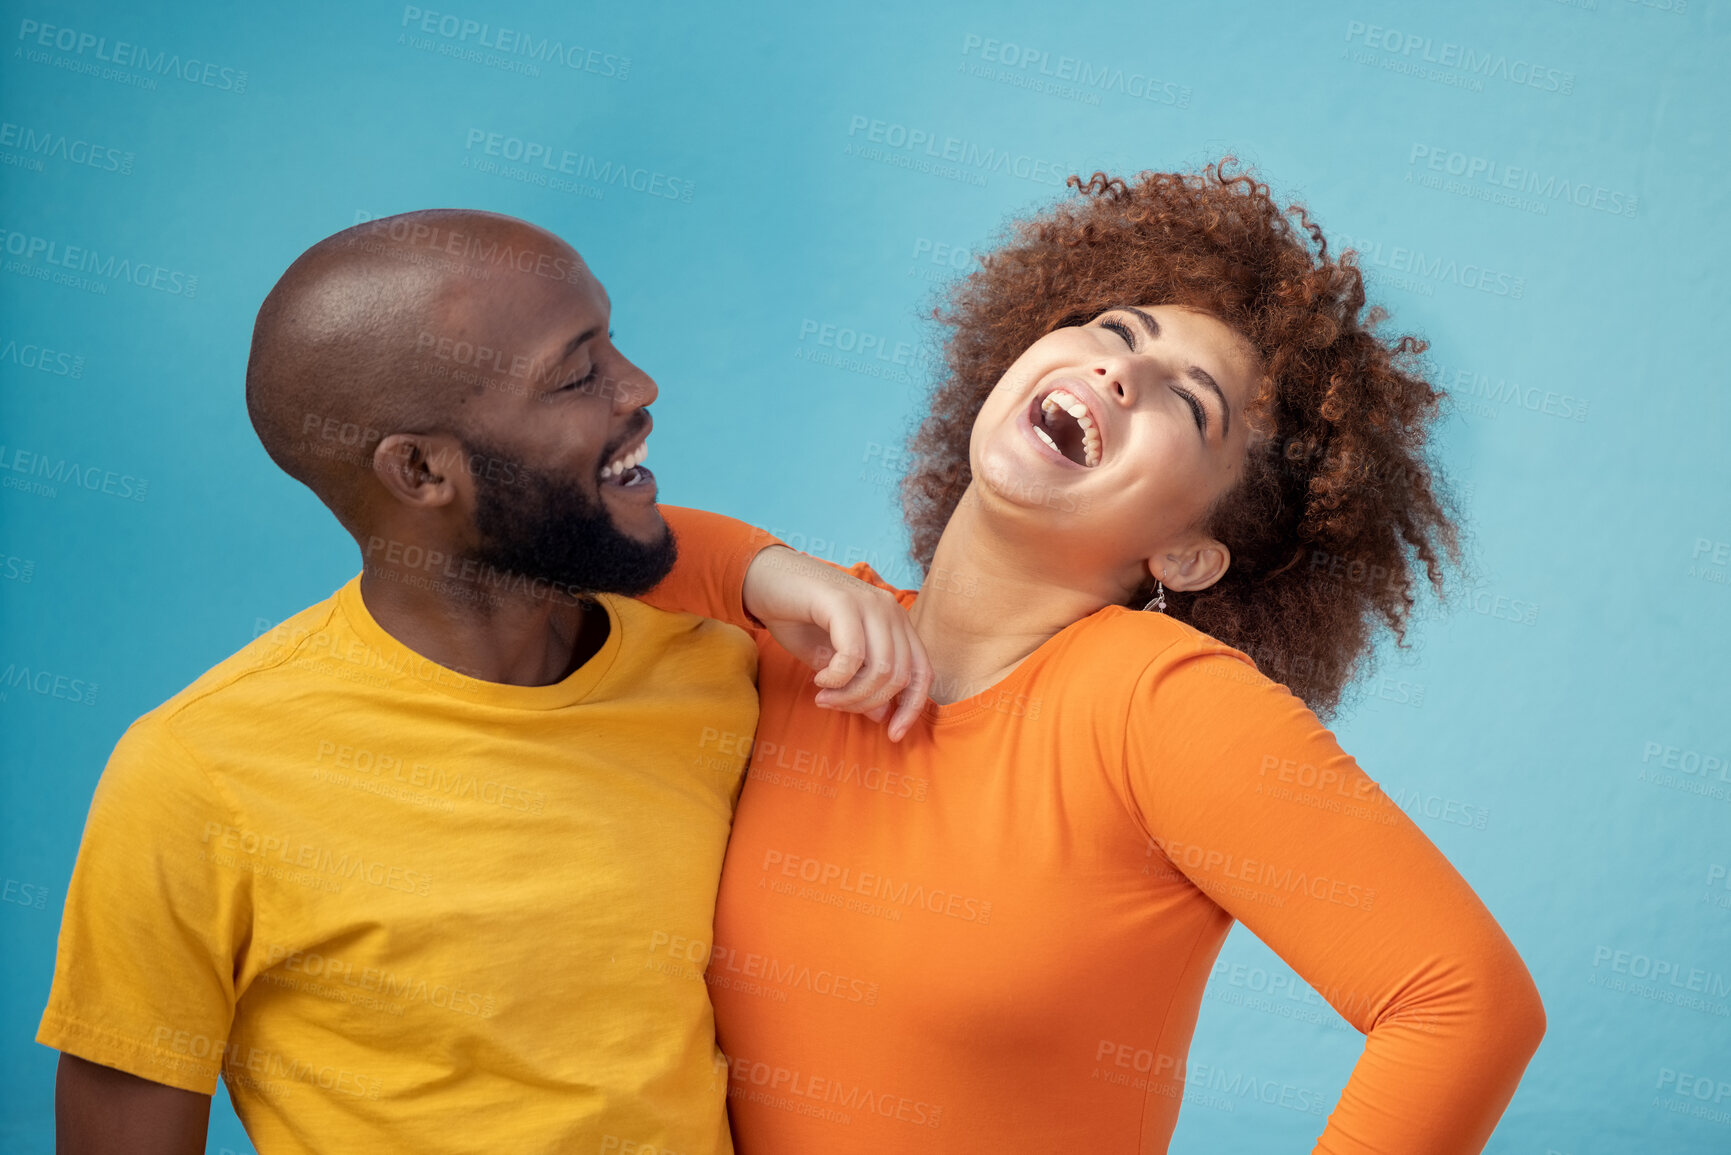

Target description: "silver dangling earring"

left=1142, top=575, right=1167, bottom=613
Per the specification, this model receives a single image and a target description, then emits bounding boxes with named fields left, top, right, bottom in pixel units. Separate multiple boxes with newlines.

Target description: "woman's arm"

left=644, top=505, right=932, bottom=739
left=641, top=505, right=786, bottom=630
left=1124, top=644, right=1545, bottom=1154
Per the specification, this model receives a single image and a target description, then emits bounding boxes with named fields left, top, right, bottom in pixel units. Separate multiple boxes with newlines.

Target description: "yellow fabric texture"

left=38, top=574, right=759, bottom=1155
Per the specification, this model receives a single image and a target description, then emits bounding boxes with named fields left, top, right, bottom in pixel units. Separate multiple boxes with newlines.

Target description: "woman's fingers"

left=859, top=622, right=911, bottom=724
left=777, top=568, right=924, bottom=739
left=812, top=590, right=924, bottom=726
left=887, top=628, right=933, bottom=741
left=810, top=604, right=866, bottom=691
left=821, top=599, right=899, bottom=712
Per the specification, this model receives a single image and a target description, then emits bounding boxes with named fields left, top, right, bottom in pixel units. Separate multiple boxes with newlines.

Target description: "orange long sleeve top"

left=643, top=506, right=1545, bottom=1155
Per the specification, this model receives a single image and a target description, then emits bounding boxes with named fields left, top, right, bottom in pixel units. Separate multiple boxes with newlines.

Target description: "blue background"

left=3, top=0, right=1728, bottom=1151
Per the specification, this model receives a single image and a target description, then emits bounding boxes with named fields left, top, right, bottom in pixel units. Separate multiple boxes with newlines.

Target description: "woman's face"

left=967, top=304, right=1263, bottom=594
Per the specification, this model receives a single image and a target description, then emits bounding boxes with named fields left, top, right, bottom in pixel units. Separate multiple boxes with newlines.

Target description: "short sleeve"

left=36, top=715, right=251, bottom=1094
left=1123, top=645, right=1545, bottom=1155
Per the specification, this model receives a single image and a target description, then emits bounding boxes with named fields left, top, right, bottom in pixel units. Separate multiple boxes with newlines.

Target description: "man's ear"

left=1151, top=537, right=1231, bottom=594
left=373, top=433, right=464, bottom=509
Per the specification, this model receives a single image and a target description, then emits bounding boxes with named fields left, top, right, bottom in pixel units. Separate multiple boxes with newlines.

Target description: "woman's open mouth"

left=1025, top=384, right=1103, bottom=468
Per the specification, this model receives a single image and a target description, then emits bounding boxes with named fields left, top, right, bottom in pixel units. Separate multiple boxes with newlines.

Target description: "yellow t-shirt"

left=37, top=574, right=759, bottom=1155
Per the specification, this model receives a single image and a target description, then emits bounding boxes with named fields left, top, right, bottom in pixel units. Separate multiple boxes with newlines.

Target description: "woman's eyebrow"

left=1108, top=305, right=1161, bottom=341
left=1186, top=366, right=1230, bottom=438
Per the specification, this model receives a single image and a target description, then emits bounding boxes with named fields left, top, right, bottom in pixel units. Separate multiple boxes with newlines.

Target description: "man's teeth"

left=600, top=441, right=648, bottom=479
left=1034, top=426, right=1060, bottom=453
left=1039, top=388, right=1102, bottom=467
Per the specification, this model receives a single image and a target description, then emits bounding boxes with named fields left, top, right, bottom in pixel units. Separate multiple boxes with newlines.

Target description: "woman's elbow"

left=1507, top=969, right=1547, bottom=1055
left=1478, top=945, right=1547, bottom=1061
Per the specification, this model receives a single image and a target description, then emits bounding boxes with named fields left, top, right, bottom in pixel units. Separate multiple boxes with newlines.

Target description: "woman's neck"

left=906, top=486, right=1126, bottom=705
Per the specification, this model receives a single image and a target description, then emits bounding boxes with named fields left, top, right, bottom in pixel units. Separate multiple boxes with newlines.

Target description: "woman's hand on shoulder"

left=741, top=546, right=932, bottom=741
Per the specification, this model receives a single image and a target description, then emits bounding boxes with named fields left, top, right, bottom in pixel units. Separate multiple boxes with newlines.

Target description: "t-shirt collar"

left=335, top=574, right=625, bottom=711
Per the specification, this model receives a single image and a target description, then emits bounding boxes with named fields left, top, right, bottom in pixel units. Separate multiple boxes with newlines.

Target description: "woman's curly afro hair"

left=900, top=159, right=1465, bottom=721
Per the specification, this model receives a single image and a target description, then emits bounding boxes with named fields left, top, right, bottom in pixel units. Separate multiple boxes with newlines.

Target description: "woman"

left=644, top=160, right=1544, bottom=1153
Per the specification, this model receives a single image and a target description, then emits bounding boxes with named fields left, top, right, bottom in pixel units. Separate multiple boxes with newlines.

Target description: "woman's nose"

left=1093, top=363, right=1134, bottom=405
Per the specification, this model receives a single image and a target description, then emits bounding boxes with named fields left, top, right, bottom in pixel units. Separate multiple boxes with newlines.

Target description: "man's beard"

left=461, top=435, right=676, bottom=598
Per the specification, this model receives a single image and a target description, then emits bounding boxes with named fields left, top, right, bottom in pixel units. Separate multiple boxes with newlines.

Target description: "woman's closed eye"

left=1171, top=384, right=1207, bottom=432
left=1099, top=317, right=1207, bottom=434
left=1101, top=318, right=1136, bottom=348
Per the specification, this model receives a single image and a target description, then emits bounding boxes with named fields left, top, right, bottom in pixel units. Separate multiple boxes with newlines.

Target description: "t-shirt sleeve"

left=36, top=714, right=251, bottom=1094
left=640, top=505, right=786, bottom=631
left=1122, top=644, right=1545, bottom=1155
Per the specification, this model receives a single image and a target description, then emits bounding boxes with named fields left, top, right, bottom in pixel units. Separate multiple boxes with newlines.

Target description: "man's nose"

left=616, top=365, right=658, bottom=411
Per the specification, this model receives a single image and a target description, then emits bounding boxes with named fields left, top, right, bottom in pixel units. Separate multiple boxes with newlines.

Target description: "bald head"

left=245, top=209, right=592, bottom=533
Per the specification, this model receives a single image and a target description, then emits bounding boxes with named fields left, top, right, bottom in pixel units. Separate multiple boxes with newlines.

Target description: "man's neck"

left=357, top=566, right=605, bottom=687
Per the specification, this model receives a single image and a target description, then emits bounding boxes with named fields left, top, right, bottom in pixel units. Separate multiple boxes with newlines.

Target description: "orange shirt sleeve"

left=1121, top=642, right=1545, bottom=1154
left=641, top=505, right=785, bottom=631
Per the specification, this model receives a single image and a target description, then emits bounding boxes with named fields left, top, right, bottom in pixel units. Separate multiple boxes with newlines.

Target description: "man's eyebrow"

left=1186, top=366, right=1231, bottom=438
left=560, top=326, right=603, bottom=361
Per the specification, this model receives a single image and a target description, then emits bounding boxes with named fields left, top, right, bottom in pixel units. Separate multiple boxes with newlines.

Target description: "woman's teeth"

left=600, top=441, right=648, bottom=480
left=1039, top=388, right=1102, bottom=467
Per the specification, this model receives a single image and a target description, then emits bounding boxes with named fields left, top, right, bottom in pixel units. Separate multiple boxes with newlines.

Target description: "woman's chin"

left=970, top=451, right=1089, bottom=524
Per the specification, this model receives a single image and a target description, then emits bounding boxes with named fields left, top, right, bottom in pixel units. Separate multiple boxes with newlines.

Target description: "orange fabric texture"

left=644, top=506, right=1545, bottom=1155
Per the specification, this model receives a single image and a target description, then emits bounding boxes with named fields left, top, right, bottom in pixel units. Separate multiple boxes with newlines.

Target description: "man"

left=38, top=209, right=926, bottom=1154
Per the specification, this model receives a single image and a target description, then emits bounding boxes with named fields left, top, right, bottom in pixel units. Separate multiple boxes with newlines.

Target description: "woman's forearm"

left=638, top=505, right=783, bottom=628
